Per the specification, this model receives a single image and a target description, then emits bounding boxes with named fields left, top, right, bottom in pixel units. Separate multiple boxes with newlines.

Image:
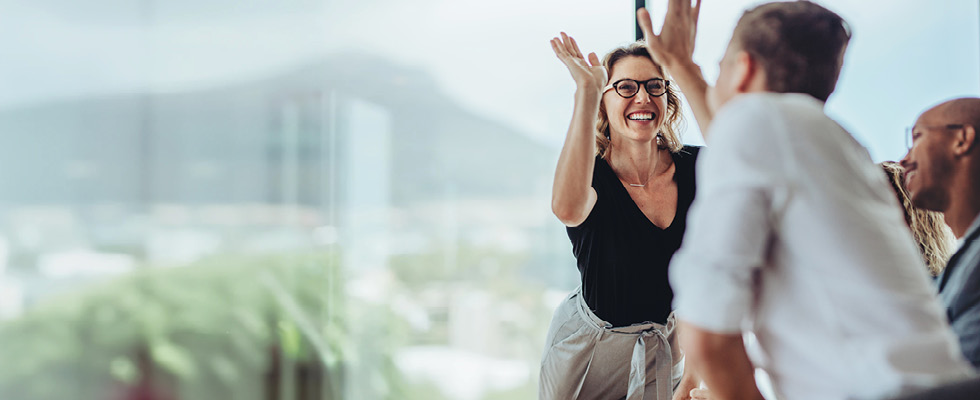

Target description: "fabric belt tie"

left=627, top=326, right=672, bottom=400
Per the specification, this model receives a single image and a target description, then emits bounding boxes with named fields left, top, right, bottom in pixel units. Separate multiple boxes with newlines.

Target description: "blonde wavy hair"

left=595, top=41, right=685, bottom=158
left=880, top=161, right=955, bottom=276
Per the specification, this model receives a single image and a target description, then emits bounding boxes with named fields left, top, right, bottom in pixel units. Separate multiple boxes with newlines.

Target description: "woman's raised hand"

left=550, top=32, right=607, bottom=95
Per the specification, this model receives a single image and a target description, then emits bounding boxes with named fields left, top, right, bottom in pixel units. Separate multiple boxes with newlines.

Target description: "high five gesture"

left=550, top=32, right=607, bottom=96
left=637, top=0, right=700, bottom=70
left=549, top=32, right=601, bottom=227
left=637, top=1, right=713, bottom=138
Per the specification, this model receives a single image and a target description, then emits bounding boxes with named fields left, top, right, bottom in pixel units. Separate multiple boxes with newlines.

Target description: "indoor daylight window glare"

left=0, top=1, right=977, bottom=399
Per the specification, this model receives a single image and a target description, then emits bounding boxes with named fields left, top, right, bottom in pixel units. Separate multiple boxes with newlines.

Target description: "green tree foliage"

left=0, top=251, right=365, bottom=400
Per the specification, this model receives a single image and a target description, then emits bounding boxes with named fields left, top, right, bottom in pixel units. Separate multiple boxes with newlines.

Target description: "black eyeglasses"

left=905, top=124, right=965, bottom=150
left=603, top=78, right=669, bottom=98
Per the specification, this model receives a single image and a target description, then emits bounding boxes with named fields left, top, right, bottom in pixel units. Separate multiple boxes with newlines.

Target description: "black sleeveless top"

left=566, top=145, right=700, bottom=327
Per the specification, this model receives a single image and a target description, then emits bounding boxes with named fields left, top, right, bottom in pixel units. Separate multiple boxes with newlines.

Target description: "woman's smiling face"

left=602, top=55, right=667, bottom=143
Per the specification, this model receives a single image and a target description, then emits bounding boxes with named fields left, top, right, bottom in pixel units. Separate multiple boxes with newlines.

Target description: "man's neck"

left=944, top=172, right=980, bottom=238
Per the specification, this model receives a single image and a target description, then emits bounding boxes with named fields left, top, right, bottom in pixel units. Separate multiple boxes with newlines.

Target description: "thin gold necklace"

left=626, top=135, right=667, bottom=187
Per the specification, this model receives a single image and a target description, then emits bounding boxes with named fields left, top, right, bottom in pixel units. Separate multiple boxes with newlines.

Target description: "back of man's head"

left=732, top=1, right=851, bottom=102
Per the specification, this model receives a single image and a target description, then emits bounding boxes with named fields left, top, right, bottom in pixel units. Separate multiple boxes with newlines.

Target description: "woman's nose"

left=633, top=89, right=652, bottom=103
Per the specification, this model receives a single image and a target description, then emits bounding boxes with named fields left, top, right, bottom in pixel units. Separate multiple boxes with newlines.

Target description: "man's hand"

left=672, top=370, right=700, bottom=400
left=636, top=1, right=714, bottom=138
left=637, top=0, right=701, bottom=70
left=678, top=321, right=765, bottom=400
left=689, top=388, right=713, bottom=400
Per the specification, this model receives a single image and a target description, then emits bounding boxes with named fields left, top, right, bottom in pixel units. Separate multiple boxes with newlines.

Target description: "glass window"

left=678, top=0, right=980, bottom=161
left=0, top=1, right=976, bottom=399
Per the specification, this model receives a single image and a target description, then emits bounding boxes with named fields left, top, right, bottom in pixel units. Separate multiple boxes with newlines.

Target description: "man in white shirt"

left=902, top=98, right=980, bottom=368
left=637, top=1, right=974, bottom=399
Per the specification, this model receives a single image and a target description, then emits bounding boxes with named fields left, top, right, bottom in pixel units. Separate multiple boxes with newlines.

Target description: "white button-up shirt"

left=670, top=93, right=974, bottom=400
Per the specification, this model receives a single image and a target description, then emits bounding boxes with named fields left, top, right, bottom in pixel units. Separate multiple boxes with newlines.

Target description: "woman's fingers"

left=560, top=32, right=573, bottom=56
left=568, top=35, right=584, bottom=59
left=551, top=33, right=605, bottom=92
left=550, top=38, right=563, bottom=56
left=551, top=37, right=584, bottom=73
left=587, top=52, right=601, bottom=68
left=558, top=31, right=586, bottom=60
left=552, top=37, right=571, bottom=60
left=550, top=38, right=563, bottom=59
left=553, top=33, right=591, bottom=66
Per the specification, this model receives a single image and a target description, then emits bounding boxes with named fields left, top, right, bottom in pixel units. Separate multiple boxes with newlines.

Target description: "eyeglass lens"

left=614, top=79, right=666, bottom=97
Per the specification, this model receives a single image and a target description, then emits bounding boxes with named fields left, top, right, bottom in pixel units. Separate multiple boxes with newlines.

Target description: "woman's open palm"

left=550, top=32, right=606, bottom=95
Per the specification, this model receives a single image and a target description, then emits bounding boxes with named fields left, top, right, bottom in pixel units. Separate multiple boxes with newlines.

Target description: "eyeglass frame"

left=904, top=124, right=966, bottom=150
left=602, top=78, right=670, bottom=99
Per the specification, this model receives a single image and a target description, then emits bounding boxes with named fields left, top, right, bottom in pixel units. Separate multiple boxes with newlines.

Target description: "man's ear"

left=733, top=51, right=761, bottom=93
left=953, top=125, right=976, bottom=157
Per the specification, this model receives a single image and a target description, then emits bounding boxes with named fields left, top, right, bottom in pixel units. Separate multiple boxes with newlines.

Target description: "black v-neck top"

left=566, top=145, right=700, bottom=326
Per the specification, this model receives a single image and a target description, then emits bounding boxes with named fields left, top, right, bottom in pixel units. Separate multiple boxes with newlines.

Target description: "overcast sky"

left=2, top=0, right=978, bottom=162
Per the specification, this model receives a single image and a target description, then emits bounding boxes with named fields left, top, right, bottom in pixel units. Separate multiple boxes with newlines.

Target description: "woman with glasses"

left=540, top=34, right=700, bottom=400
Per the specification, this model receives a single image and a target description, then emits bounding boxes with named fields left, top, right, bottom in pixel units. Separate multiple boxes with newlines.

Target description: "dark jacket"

left=938, top=214, right=980, bottom=368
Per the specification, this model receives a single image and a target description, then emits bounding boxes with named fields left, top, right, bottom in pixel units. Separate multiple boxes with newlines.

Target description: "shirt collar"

left=962, top=212, right=980, bottom=240
left=953, top=213, right=980, bottom=251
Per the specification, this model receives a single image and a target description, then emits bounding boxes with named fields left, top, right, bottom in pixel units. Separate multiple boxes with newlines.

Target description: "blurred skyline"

left=2, top=0, right=978, bottom=163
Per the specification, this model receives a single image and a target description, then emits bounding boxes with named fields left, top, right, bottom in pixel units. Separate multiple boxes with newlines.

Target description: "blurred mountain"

left=0, top=52, right=554, bottom=207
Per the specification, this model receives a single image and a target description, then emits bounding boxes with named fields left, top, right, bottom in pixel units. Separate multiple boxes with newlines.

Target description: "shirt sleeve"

left=669, top=95, right=789, bottom=334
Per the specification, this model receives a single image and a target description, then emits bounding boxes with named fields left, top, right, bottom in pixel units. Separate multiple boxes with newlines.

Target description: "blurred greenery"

left=0, top=242, right=558, bottom=400
left=0, top=251, right=363, bottom=400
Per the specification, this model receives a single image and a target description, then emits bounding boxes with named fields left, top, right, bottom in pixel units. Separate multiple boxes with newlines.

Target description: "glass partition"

left=0, top=1, right=976, bottom=399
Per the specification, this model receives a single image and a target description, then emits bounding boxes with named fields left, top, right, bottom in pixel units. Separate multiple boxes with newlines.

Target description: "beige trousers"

left=539, top=287, right=684, bottom=400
